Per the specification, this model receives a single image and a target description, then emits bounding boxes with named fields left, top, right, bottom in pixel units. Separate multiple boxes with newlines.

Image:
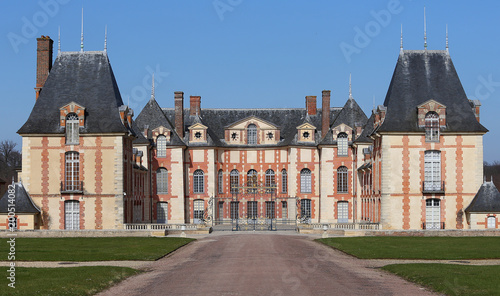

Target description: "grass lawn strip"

left=0, top=237, right=194, bottom=261
left=382, top=264, right=500, bottom=296
left=1, top=266, right=140, bottom=296
left=317, top=237, right=500, bottom=259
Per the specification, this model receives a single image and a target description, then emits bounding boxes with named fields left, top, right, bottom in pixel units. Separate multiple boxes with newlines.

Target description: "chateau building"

left=7, top=34, right=497, bottom=231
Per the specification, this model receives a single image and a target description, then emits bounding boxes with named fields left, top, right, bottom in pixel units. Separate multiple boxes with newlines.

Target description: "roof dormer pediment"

left=188, top=122, right=208, bottom=130
left=226, top=116, right=279, bottom=130
left=297, top=122, right=316, bottom=130
left=417, top=99, right=446, bottom=111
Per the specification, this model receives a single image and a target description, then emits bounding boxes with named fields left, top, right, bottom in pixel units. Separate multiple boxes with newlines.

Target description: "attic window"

left=425, top=112, right=439, bottom=142
left=195, top=132, right=202, bottom=139
left=302, top=131, right=310, bottom=139
left=337, top=133, right=348, bottom=156
left=247, top=124, right=257, bottom=145
left=267, top=132, right=273, bottom=140
left=66, top=113, right=79, bottom=145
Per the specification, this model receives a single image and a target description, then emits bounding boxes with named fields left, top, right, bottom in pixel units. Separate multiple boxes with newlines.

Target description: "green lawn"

left=317, top=237, right=500, bottom=259
left=382, top=264, right=500, bottom=296
left=0, top=237, right=194, bottom=261
left=1, top=266, right=139, bottom=295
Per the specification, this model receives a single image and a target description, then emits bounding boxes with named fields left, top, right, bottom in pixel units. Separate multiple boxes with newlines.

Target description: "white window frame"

left=300, top=199, right=311, bottom=222
left=218, top=170, right=223, bottom=194
left=65, top=152, right=80, bottom=192
left=247, top=169, right=258, bottom=193
left=65, top=200, right=80, bottom=230
left=66, top=113, right=79, bottom=145
left=425, top=112, right=440, bottom=142
left=157, top=202, right=168, bottom=224
left=424, top=151, right=441, bottom=191
left=156, top=168, right=168, bottom=194
left=193, top=170, right=204, bottom=194
left=193, top=199, right=204, bottom=224
left=230, top=169, right=239, bottom=194
left=247, top=124, right=257, bottom=145
left=337, top=133, right=348, bottom=156
left=300, top=168, right=312, bottom=193
left=265, top=169, right=275, bottom=193
left=487, top=216, right=496, bottom=229
left=337, top=201, right=349, bottom=223
left=425, top=199, right=441, bottom=229
left=156, top=135, right=167, bottom=158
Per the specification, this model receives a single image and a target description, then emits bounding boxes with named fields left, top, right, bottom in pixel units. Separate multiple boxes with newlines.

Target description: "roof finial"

left=400, top=24, right=403, bottom=51
left=80, top=7, right=84, bottom=52
left=446, top=24, right=449, bottom=51
left=58, top=26, right=61, bottom=54
left=349, top=73, right=352, bottom=99
left=104, top=25, right=107, bottom=52
left=150, top=73, right=155, bottom=101
left=373, top=95, right=375, bottom=109
left=424, top=6, right=427, bottom=49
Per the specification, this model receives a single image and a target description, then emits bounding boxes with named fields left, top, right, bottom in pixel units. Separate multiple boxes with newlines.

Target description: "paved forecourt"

left=98, top=232, right=438, bottom=296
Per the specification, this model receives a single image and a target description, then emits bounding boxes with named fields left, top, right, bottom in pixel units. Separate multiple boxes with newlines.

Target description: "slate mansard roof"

left=378, top=50, right=488, bottom=133
left=465, top=181, right=500, bottom=213
left=18, top=51, right=134, bottom=136
left=0, top=182, right=40, bottom=214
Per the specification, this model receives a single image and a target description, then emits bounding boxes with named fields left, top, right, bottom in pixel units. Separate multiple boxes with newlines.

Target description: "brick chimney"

left=190, top=96, right=201, bottom=116
left=306, top=96, right=317, bottom=115
left=35, top=36, right=53, bottom=100
left=174, top=92, right=184, bottom=138
left=322, top=90, right=331, bottom=138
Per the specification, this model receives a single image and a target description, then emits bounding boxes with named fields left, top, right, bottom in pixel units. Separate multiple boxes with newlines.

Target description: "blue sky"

left=1, top=0, right=499, bottom=162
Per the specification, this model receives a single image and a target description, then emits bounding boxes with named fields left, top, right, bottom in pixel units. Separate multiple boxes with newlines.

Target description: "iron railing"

left=422, top=181, right=445, bottom=193
left=422, top=222, right=445, bottom=230
left=61, top=181, right=83, bottom=193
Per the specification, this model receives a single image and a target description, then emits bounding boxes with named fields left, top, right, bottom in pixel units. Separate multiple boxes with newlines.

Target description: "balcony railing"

left=422, top=222, right=445, bottom=230
left=422, top=181, right=445, bottom=193
left=61, top=181, right=83, bottom=193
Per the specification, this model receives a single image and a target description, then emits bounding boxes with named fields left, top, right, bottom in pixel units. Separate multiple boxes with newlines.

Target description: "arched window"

left=337, top=166, right=348, bottom=193
left=247, top=124, right=257, bottom=145
left=65, top=152, right=80, bottom=192
left=300, top=168, right=312, bottom=193
left=218, top=170, right=223, bottom=194
left=424, top=150, right=441, bottom=191
left=265, top=169, right=275, bottom=193
left=425, top=112, right=439, bottom=142
left=65, top=200, right=80, bottom=230
left=156, top=135, right=167, bottom=157
left=337, top=133, right=348, bottom=156
left=156, top=168, right=168, bottom=194
left=281, top=169, right=288, bottom=193
left=66, top=113, right=79, bottom=144
left=230, top=169, right=239, bottom=194
left=247, top=169, right=258, bottom=193
left=193, top=170, right=204, bottom=194
left=487, top=216, right=496, bottom=229
left=157, top=202, right=168, bottom=224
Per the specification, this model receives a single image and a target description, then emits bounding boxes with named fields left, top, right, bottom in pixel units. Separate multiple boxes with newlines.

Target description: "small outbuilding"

left=0, top=181, right=41, bottom=230
left=465, top=180, right=500, bottom=229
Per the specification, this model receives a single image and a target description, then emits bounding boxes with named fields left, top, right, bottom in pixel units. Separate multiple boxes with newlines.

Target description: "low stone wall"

left=0, top=229, right=207, bottom=238
left=365, top=229, right=500, bottom=237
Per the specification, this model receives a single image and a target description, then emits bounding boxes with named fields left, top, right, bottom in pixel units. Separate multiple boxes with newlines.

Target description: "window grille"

left=247, top=124, right=257, bottom=144
left=300, top=199, right=311, bottom=220
left=425, top=112, right=440, bottom=142
left=65, top=152, right=80, bottom=191
left=230, top=169, right=239, bottom=194
left=66, top=113, right=79, bottom=144
left=337, top=133, right=348, bottom=156
left=157, top=202, right=168, bottom=223
left=65, top=200, right=80, bottom=230
left=266, top=201, right=276, bottom=219
left=281, top=169, right=288, bottom=193
left=337, top=166, right=348, bottom=193
left=156, top=168, right=168, bottom=194
left=193, top=170, right=204, bottom=194
left=337, top=201, right=348, bottom=223
left=300, top=168, right=312, bottom=193
left=247, top=201, right=258, bottom=219
left=230, top=201, right=239, bottom=219
left=218, top=170, right=223, bottom=194
left=265, top=169, right=275, bottom=193
left=156, top=135, right=167, bottom=157
left=424, top=151, right=441, bottom=191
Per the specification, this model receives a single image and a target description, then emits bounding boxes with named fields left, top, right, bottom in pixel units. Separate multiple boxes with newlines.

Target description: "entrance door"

left=193, top=199, right=204, bottom=224
left=218, top=201, right=224, bottom=221
left=425, top=199, right=441, bottom=229
left=65, top=200, right=80, bottom=230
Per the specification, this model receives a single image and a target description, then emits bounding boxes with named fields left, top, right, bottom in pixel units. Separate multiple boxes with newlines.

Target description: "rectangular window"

left=424, top=151, right=441, bottom=191
left=265, top=201, right=275, bottom=219
left=218, top=171, right=223, bottom=194
left=487, top=216, right=496, bottom=229
left=157, top=202, right=168, bottom=223
left=281, top=170, right=288, bottom=193
left=300, top=199, right=311, bottom=222
left=282, top=201, right=288, bottom=219
left=425, top=199, right=441, bottom=229
left=247, top=201, right=258, bottom=219
left=230, top=201, right=239, bottom=219
left=218, top=201, right=224, bottom=220
left=65, top=152, right=80, bottom=192
left=337, top=201, right=348, bottom=223
left=193, top=200, right=204, bottom=224
left=337, top=168, right=348, bottom=193
left=193, top=170, right=204, bottom=194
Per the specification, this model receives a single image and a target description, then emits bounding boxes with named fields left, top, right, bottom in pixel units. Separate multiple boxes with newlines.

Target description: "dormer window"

left=337, top=133, right=348, bottom=156
left=247, top=124, right=257, bottom=144
left=157, top=135, right=167, bottom=157
left=267, top=132, right=274, bottom=140
left=302, top=131, right=310, bottom=139
left=425, top=112, right=439, bottom=142
left=66, top=113, right=79, bottom=144
left=195, top=131, right=202, bottom=139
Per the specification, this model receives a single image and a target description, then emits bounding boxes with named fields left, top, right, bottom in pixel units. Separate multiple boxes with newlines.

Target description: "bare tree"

left=0, top=140, right=21, bottom=182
